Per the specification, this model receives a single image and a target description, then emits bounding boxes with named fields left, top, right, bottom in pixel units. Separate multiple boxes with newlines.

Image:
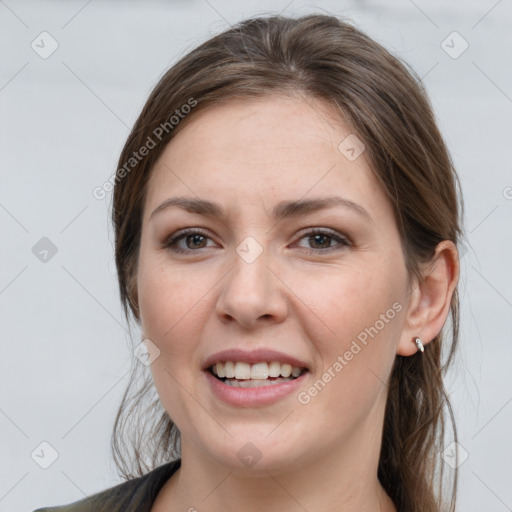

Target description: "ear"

left=397, top=240, right=460, bottom=356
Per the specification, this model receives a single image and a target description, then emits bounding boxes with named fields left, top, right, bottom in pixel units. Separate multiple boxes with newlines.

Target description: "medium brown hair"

left=111, top=13, right=464, bottom=512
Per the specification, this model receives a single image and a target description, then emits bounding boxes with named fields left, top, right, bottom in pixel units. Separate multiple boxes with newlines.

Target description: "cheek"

left=290, top=257, right=404, bottom=349
left=137, top=252, right=212, bottom=426
left=295, top=259, right=404, bottom=405
left=137, top=248, right=209, bottom=343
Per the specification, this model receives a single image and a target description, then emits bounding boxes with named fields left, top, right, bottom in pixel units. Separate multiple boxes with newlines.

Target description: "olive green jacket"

left=33, top=459, right=181, bottom=512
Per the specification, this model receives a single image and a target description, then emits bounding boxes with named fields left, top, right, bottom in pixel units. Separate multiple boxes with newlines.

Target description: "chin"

left=200, top=434, right=310, bottom=476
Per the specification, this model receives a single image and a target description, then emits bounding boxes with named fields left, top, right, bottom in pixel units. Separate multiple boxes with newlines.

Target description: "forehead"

left=158, top=94, right=350, bottom=167
left=144, top=94, right=393, bottom=225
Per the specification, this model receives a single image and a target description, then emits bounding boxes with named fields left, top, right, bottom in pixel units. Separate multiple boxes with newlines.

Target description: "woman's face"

left=137, top=95, right=412, bottom=473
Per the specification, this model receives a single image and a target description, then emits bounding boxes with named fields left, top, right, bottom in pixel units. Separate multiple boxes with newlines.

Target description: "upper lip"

left=203, top=348, right=309, bottom=371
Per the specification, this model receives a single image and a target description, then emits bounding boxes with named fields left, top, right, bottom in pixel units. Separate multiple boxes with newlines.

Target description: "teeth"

left=215, top=362, right=225, bottom=378
left=280, top=364, right=292, bottom=378
left=224, top=377, right=295, bottom=387
left=268, top=361, right=281, bottom=377
left=234, top=362, right=251, bottom=380
left=224, top=361, right=235, bottom=379
left=291, top=366, right=302, bottom=377
left=211, top=361, right=304, bottom=380
left=250, top=362, right=269, bottom=379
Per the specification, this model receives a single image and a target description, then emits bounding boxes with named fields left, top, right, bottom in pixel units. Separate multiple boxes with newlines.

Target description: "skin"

left=135, top=95, right=459, bottom=512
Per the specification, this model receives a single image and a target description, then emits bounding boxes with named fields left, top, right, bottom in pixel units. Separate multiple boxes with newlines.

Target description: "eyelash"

left=163, top=227, right=351, bottom=255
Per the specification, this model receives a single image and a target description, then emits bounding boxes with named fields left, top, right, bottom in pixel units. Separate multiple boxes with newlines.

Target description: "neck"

left=174, top=445, right=395, bottom=512
left=153, top=404, right=396, bottom=512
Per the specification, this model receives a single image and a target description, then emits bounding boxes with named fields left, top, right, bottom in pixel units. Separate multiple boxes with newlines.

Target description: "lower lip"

left=204, top=370, right=308, bottom=407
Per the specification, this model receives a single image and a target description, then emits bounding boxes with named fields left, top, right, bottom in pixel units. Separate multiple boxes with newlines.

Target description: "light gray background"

left=1, top=1, right=511, bottom=511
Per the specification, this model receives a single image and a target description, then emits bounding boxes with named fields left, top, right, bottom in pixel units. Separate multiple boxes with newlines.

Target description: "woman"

left=35, top=12, right=463, bottom=512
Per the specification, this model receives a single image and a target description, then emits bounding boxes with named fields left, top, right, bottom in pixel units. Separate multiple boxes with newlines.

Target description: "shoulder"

left=33, top=459, right=181, bottom=512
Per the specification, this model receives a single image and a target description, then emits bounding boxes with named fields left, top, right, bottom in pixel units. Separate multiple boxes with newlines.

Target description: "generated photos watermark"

left=93, top=97, right=197, bottom=200
left=297, top=301, right=403, bottom=405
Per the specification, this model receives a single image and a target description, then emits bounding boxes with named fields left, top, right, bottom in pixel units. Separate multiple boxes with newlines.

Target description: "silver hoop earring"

left=414, top=337, right=424, bottom=353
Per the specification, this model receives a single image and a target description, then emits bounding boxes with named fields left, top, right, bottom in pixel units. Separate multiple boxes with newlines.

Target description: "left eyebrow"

left=149, top=195, right=373, bottom=224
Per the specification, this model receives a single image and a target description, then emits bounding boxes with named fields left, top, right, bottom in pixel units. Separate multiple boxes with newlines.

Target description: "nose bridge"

left=216, top=234, right=287, bottom=327
left=229, top=236, right=272, bottom=306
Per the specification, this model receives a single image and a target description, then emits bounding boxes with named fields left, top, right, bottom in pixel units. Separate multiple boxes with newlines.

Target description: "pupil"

left=311, top=234, right=330, bottom=248
left=188, top=234, right=206, bottom=249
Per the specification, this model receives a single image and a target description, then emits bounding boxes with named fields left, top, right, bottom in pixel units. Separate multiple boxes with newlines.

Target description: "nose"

left=215, top=246, right=288, bottom=330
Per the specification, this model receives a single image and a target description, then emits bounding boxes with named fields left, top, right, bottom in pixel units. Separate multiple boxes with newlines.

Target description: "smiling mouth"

left=209, top=361, right=307, bottom=388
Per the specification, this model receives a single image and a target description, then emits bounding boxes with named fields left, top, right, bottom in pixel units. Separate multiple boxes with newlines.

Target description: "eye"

left=163, top=227, right=351, bottom=255
left=293, top=228, right=351, bottom=253
left=163, top=229, right=217, bottom=254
